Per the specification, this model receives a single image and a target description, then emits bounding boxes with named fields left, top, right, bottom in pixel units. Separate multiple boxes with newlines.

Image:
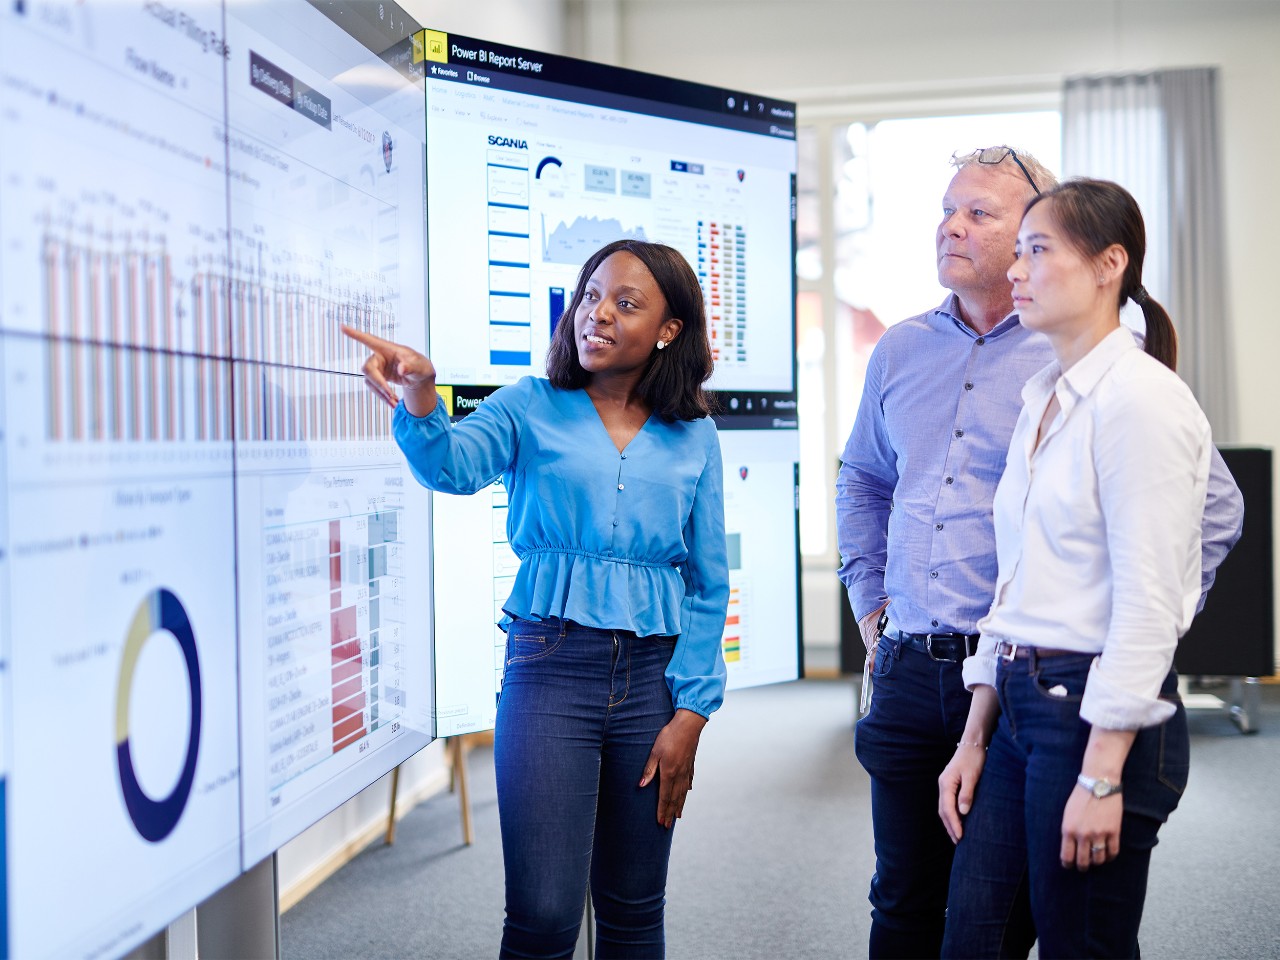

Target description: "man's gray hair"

left=951, top=146, right=1059, bottom=195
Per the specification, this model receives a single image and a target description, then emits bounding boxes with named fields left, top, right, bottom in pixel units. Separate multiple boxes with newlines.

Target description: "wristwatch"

left=1076, top=774, right=1123, bottom=798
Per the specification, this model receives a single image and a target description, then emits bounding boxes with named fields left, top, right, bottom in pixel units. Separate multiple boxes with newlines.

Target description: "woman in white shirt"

left=937, top=179, right=1210, bottom=958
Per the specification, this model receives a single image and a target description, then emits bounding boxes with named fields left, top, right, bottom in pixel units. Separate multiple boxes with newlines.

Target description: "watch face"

left=1091, top=779, right=1118, bottom=798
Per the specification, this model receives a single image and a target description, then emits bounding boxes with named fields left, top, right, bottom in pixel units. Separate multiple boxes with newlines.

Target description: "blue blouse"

left=393, top=376, right=730, bottom=718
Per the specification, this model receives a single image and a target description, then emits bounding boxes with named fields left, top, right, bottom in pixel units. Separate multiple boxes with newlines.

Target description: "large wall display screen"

left=224, top=1, right=434, bottom=869
left=423, top=34, right=801, bottom=737
left=0, top=2, right=433, bottom=956
left=718, top=429, right=802, bottom=690
left=422, top=34, right=797, bottom=394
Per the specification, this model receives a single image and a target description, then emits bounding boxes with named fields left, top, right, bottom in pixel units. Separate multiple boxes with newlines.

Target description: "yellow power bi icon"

left=417, top=29, right=448, bottom=64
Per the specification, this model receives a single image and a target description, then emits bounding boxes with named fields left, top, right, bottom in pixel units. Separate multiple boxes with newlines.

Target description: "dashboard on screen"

left=421, top=34, right=801, bottom=738
left=0, top=1, right=434, bottom=956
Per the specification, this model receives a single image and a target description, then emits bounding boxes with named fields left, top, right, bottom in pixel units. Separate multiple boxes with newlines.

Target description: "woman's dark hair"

left=1024, top=178, right=1177, bottom=370
left=545, top=239, right=716, bottom=420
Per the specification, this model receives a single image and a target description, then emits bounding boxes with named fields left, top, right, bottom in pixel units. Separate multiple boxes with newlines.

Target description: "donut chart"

left=114, top=588, right=203, bottom=843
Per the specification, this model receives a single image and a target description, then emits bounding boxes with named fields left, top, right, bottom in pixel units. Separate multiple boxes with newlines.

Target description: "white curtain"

left=1062, top=67, right=1235, bottom=440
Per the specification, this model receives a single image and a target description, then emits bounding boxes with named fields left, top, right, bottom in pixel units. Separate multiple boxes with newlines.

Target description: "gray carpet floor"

left=281, top=677, right=1280, bottom=959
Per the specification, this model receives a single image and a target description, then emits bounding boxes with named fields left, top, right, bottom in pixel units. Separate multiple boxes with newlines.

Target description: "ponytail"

left=1130, top=285, right=1178, bottom=371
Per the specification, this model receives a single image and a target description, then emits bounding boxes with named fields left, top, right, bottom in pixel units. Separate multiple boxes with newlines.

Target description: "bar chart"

left=698, top=220, right=749, bottom=367
left=257, top=490, right=408, bottom=791
left=41, top=338, right=232, bottom=444
left=234, top=364, right=391, bottom=444
left=226, top=223, right=403, bottom=374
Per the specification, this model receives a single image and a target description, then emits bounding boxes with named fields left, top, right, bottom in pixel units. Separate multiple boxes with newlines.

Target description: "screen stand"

left=196, top=854, right=281, bottom=959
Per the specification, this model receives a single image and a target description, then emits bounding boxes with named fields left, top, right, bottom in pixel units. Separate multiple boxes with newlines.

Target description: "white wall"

left=574, top=0, right=1280, bottom=664
left=401, top=0, right=566, bottom=52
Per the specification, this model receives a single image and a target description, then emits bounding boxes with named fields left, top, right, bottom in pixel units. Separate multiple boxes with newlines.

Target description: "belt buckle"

left=924, top=635, right=956, bottom=663
left=999, top=641, right=1018, bottom=661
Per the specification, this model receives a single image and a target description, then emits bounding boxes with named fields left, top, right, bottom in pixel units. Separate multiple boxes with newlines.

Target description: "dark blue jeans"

left=494, top=617, right=677, bottom=959
left=854, top=635, right=975, bottom=958
left=942, top=652, right=1189, bottom=959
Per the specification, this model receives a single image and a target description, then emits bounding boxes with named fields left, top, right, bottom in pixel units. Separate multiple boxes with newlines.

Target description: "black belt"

left=888, top=630, right=979, bottom=663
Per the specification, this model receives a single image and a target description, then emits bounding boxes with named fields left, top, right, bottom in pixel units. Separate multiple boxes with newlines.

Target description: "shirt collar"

left=935, top=292, right=1022, bottom=339
left=1021, top=325, right=1137, bottom=405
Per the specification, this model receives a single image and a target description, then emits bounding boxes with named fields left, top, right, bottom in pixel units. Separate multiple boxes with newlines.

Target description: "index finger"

left=341, top=324, right=398, bottom=353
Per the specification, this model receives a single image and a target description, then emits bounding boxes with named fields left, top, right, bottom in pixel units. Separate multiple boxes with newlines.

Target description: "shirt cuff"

left=961, top=650, right=998, bottom=691
left=1080, top=658, right=1178, bottom=730
left=674, top=698, right=714, bottom=720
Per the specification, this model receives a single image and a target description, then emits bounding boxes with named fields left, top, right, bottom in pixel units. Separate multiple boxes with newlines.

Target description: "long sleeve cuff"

left=1080, top=658, right=1177, bottom=729
left=962, top=642, right=998, bottom=691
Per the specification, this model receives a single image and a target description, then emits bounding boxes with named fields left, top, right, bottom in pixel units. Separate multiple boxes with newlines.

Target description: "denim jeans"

left=494, top=617, right=677, bottom=959
left=853, top=635, right=976, bottom=958
left=942, top=652, right=1189, bottom=959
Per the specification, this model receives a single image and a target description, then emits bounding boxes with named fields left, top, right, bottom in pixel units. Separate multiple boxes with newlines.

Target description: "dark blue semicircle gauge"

left=535, top=156, right=563, bottom=179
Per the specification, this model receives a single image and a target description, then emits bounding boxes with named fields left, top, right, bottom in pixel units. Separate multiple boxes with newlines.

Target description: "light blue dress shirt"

left=836, top=295, right=1243, bottom=637
left=394, top=376, right=730, bottom=718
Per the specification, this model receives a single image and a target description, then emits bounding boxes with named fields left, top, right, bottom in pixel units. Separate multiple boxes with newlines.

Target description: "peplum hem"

left=501, top=548, right=686, bottom=639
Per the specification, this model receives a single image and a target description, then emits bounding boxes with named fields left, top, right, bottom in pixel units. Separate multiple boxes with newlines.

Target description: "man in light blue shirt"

left=835, top=147, right=1244, bottom=958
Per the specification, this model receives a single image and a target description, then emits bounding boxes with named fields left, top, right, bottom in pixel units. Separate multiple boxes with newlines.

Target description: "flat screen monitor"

left=226, top=0, right=434, bottom=870
left=0, top=1, right=434, bottom=954
left=421, top=32, right=800, bottom=737
left=0, top=5, right=244, bottom=954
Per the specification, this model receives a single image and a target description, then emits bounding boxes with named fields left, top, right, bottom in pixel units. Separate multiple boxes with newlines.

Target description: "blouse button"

left=617, top=483, right=625, bottom=490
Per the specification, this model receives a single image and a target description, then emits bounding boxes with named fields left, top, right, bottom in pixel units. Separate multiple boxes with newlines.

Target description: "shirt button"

left=612, top=519, right=619, bottom=527
left=936, top=523, right=944, bottom=530
left=945, top=476, right=954, bottom=484
left=976, top=337, right=986, bottom=345
left=965, top=382, right=974, bottom=390
left=932, top=619, right=940, bottom=628
left=954, top=429, right=964, bottom=438
left=617, top=483, right=625, bottom=490
left=930, top=571, right=939, bottom=579
left=621, top=454, right=627, bottom=460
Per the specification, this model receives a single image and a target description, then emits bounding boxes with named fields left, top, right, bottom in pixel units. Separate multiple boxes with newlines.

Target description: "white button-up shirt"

left=963, top=327, right=1211, bottom=729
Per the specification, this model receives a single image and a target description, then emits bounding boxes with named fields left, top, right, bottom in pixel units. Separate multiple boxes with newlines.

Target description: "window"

left=797, top=111, right=1062, bottom=558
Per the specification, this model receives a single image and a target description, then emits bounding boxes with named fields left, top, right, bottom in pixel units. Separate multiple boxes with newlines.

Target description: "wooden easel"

left=385, top=735, right=474, bottom=846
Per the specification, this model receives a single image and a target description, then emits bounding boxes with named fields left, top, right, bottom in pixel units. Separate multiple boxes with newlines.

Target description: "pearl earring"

left=656, top=340, right=666, bottom=350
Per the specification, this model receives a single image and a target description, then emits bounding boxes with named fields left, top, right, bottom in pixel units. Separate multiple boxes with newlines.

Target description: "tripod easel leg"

left=384, top=763, right=401, bottom=845
left=447, top=736, right=475, bottom=846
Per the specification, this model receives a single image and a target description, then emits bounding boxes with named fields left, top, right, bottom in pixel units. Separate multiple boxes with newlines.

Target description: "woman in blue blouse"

left=344, top=239, right=729, bottom=959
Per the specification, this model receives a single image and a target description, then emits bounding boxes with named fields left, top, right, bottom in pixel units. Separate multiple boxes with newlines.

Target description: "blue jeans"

left=853, top=635, right=976, bottom=958
left=494, top=617, right=677, bottom=959
left=942, top=652, right=1189, bottom=959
